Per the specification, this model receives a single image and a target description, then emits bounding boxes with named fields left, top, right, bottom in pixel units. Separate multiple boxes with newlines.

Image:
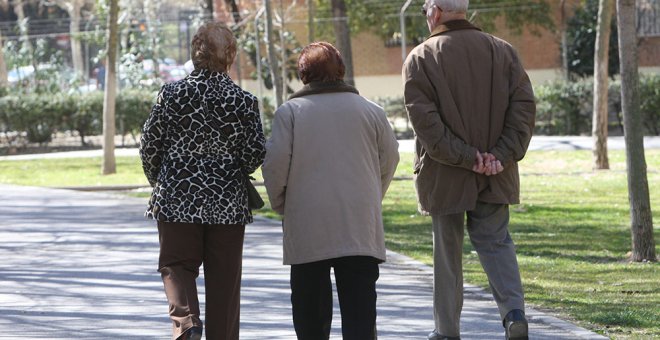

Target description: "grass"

left=382, top=149, right=660, bottom=339
left=1, top=149, right=659, bottom=338
left=0, top=157, right=149, bottom=187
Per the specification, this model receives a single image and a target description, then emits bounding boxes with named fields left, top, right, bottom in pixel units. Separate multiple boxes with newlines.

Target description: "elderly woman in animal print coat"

left=139, top=21, right=265, bottom=340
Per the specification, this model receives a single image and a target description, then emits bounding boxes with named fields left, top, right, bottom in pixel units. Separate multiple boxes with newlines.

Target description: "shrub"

left=0, top=89, right=158, bottom=147
left=640, top=74, right=660, bottom=135
left=535, top=75, right=659, bottom=136
left=367, top=75, right=660, bottom=138
left=116, top=89, right=157, bottom=141
left=0, top=94, right=68, bottom=144
left=372, top=96, right=413, bottom=139
left=70, top=91, right=104, bottom=145
left=534, top=79, right=594, bottom=135
left=1, top=76, right=657, bottom=146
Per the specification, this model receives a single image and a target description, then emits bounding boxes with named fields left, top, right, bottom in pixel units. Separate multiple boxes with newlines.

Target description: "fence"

left=1, top=1, right=660, bottom=153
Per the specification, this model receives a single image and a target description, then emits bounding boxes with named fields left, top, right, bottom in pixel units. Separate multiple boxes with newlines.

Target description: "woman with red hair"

left=263, top=42, right=400, bottom=340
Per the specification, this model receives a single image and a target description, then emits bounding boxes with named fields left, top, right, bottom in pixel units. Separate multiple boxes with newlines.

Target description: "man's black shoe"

left=427, top=330, right=461, bottom=340
left=504, top=309, right=528, bottom=340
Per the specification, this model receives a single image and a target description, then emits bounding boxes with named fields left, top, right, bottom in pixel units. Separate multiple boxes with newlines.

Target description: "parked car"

left=7, top=64, right=59, bottom=86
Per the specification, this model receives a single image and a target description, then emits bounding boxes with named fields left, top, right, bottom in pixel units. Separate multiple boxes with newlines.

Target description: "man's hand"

left=483, top=153, right=504, bottom=176
left=472, top=150, right=485, bottom=174
left=473, top=151, right=504, bottom=176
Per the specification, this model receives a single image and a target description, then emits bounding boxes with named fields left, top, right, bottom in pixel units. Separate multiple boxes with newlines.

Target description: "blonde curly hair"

left=191, top=21, right=236, bottom=72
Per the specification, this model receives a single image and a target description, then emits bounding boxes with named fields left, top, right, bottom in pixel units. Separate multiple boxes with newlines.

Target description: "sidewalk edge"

left=384, top=249, right=608, bottom=340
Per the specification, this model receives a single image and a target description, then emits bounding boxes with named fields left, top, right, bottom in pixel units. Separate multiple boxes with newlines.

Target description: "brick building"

left=212, top=0, right=660, bottom=98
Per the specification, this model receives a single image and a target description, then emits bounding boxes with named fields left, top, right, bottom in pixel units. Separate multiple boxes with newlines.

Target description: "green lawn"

left=0, top=157, right=149, bottom=187
left=383, top=150, right=660, bottom=339
left=0, top=149, right=658, bottom=338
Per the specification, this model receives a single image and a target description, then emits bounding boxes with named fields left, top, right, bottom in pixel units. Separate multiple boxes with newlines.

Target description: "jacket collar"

left=429, top=19, right=481, bottom=38
left=188, top=69, right=231, bottom=82
left=289, top=80, right=359, bottom=100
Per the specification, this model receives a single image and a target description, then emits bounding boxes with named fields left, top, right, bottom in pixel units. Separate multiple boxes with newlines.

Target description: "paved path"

left=0, top=184, right=606, bottom=339
left=2, top=136, right=659, bottom=161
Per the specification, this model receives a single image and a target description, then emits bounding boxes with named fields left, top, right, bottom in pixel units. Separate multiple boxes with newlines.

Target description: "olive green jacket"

left=402, top=20, right=536, bottom=215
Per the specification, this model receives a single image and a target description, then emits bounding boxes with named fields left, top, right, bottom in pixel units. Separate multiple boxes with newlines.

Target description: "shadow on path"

left=0, top=185, right=606, bottom=339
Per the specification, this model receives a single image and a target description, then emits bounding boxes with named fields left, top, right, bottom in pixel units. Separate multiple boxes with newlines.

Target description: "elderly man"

left=402, top=1, right=536, bottom=339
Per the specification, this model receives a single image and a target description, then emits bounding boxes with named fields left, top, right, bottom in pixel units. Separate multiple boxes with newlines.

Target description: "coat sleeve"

left=262, top=104, right=294, bottom=215
left=402, top=53, right=477, bottom=170
left=377, top=110, right=400, bottom=199
left=139, top=86, right=169, bottom=187
left=239, top=97, right=266, bottom=174
left=489, top=51, right=536, bottom=165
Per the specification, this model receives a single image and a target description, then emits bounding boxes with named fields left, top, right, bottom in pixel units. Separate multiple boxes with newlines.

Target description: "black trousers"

left=290, top=256, right=380, bottom=340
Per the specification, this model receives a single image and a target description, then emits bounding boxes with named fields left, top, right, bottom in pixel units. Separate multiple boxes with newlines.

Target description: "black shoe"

left=178, top=326, right=202, bottom=340
left=504, top=309, right=528, bottom=340
left=427, top=330, right=461, bottom=340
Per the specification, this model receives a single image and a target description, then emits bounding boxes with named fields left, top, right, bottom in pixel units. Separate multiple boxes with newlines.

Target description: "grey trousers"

left=431, top=202, right=524, bottom=337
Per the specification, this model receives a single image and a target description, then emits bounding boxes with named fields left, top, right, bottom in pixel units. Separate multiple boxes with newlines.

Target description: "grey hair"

left=433, top=0, right=469, bottom=13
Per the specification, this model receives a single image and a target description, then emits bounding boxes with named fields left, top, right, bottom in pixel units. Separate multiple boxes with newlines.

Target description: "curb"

left=384, top=250, right=608, bottom=340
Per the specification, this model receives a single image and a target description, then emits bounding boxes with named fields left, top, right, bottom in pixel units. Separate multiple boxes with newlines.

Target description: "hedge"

left=1, top=75, right=659, bottom=146
left=0, top=89, right=157, bottom=145
left=371, top=75, right=659, bottom=137
left=535, top=75, right=660, bottom=136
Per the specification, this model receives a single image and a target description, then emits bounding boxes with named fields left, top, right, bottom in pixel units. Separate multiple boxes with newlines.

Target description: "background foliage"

left=565, top=0, right=620, bottom=79
left=313, top=0, right=555, bottom=44
left=534, top=75, right=660, bottom=136
left=0, top=89, right=156, bottom=146
left=1, top=73, right=659, bottom=150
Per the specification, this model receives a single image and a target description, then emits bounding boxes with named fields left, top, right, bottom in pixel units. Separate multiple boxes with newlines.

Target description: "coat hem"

left=418, top=198, right=520, bottom=216
left=145, top=212, right=253, bottom=226
left=283, top=250, right=387, bottom=265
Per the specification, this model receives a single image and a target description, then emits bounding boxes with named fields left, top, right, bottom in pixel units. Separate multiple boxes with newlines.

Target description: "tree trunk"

left=225, top=0, right=241, bottom=86
left=592, top=0, right=613, bottom=170
left=0, top=30, right=7, bottom=88
left=225, top=0, right=241, bottom=24
left=13, top=0, right=30, bottom=47
left=12, top=0, right=36, bottom=75
left=144, top=0, right=161, bottom=80
left=68, top=1, right=84, bottom=79
left=102, top=0, right=119, bottom=175
left=330, top=0, right=354, bottom=86
left=560, top=0, right=569, bottom=80
left=198, top=0, right=213, bottom=22
left=279, top=1, right=287, bottom=95
left=1, top=0, right=9, bottom=89
left=265, top=0, right=283, bottom=107
left=616, top=0, right=656, bottom=262
left=307, top=0, right=314, bottom=43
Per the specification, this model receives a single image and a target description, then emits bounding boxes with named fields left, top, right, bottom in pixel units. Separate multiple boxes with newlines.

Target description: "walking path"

left=0, top=184, right=607, bottom=339
left=2, top=136, right=659, bottom=161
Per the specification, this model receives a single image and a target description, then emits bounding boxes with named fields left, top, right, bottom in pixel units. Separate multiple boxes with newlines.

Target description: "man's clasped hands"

left=472, top=151, right=504, bottom=176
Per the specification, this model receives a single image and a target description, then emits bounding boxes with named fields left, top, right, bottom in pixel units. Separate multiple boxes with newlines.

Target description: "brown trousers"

left=157, top=221, right=245, bottom=340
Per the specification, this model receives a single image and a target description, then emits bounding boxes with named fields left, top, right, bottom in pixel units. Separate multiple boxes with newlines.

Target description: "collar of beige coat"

left=288, top=80, right=359, bottom=100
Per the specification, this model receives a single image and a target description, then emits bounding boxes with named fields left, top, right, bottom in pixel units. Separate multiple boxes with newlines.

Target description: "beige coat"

left=263, top=84, right=400, bottom=265
left=402, top=20, right=536, bottom=215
